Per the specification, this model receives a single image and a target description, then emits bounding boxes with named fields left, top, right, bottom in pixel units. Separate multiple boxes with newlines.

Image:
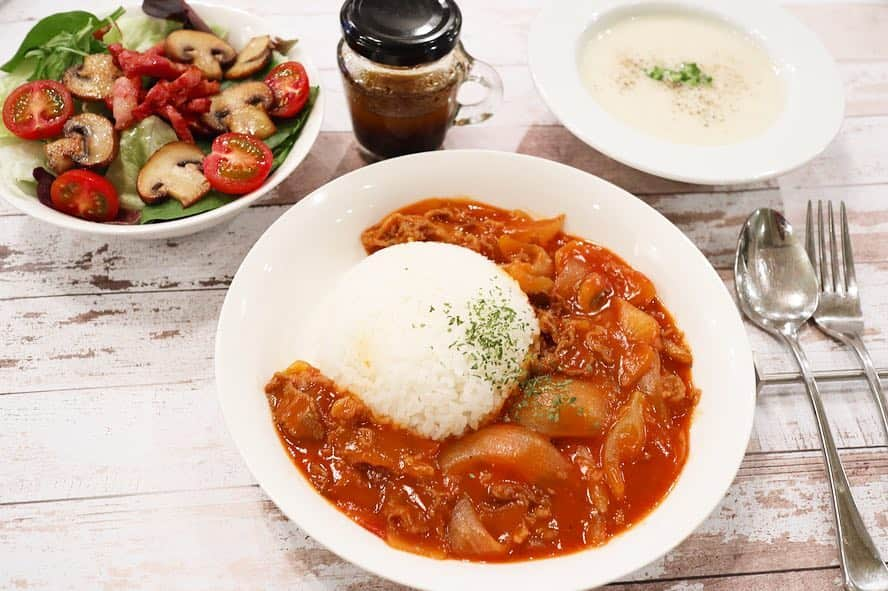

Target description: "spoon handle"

left=781, top=333, right=888, bottom=591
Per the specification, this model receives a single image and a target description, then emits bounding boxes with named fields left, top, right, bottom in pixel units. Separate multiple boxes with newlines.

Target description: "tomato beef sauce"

left=264, top=198, right=699, bottom=561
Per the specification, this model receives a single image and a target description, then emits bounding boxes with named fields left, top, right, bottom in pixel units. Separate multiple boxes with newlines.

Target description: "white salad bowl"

left=529, top=0, right=845, bottom=185
left=215, top=150, right=756, bottom=590
left=0, top=2, right=324, bottom=239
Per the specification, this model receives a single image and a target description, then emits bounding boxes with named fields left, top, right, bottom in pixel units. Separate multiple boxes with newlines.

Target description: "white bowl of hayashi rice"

left=214, top=150, right=755, bottom=590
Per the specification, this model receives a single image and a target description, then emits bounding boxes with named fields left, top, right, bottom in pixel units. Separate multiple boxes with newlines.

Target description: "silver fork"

left=806, top=200, right=888, bottom=441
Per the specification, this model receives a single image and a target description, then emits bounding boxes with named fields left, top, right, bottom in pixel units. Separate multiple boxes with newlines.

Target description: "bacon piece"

left=111, top=63, right=220, bottom=139
left=108, top=76, right=141, bottom=130
left=158, top=104, right=195, bottom=143
left=189, top=79, right=220, bottom=98
left=108, top=43, right=187, bottom=80
left=145, top=42, right=166, bottom=56
left=131, top=67, right=201, bottom=120
left=182, top=97, right=211, bottom=115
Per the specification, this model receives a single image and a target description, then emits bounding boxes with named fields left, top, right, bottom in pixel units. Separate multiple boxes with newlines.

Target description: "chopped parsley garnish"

left=443, top=285, right=530, bottom=388
left=647, top=62, right=712, bottom=87
left=513, top=376, right=583, bottom=422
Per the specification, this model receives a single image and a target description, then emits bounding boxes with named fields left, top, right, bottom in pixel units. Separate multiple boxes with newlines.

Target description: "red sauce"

left=265, top=198, right=699, bottom=561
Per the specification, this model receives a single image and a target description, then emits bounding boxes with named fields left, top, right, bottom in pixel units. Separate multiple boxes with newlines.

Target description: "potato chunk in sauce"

left=509, top=376, right=612, bottom=437
left=267, top=198, right=698, bottom=562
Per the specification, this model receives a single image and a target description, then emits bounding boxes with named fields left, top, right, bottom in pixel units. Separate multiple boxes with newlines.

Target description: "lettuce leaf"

left=105, top=115, right=178, bottom=211
left=0, top=68, right=31, bottom=138
left=103, top=14, right=182, bottom=51
left=102, top=13, right=225, bottom=53
left=0, top=138, right=47, bottom=196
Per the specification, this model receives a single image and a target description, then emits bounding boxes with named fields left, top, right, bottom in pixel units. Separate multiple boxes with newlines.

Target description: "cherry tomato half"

left=264, top=61, right=309, bottom=118
left=203, top=133, right=273, bottom=195
left=2, top=80, right=73, bottom=140
left=50, top=169, right=120, bottom=222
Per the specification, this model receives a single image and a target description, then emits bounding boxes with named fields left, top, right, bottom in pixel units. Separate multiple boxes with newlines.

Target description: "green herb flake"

left=512, top=376, right=582, bottom=423
left=442, top=284, right=530, bottom=388
left=646, top=62, right=712, bottom=87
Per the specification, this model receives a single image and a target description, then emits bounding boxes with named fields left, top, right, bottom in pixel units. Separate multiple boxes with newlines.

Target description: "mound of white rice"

left=313, top=242, right=539, bottom=440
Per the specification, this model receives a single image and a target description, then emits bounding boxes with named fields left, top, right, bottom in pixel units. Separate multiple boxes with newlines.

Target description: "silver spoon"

left=735, top=208, right=888, bottom=591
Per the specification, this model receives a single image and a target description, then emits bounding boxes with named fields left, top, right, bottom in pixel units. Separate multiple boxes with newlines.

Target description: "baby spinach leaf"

left=139, top=190, right=236, bottom=224
left=266, top=86, right=319, bottom=171
left=1, top=8, right=126, bottom=81
left=2, top=11, right=98, bottom=73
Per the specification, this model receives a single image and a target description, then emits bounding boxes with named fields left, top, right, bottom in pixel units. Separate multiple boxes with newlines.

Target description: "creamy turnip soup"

left=579, top=11, right=784, bottom=146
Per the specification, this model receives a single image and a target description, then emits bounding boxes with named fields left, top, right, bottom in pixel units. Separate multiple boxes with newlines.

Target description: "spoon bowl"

left=734, top=208, right=819, bottom=336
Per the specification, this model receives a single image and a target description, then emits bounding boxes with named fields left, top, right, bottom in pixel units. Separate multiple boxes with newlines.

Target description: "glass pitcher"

left=338, top=0, right=503, bottom=159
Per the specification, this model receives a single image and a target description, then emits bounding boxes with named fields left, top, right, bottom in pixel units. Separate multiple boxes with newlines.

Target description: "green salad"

left=0, top=2, right=317, bottom=224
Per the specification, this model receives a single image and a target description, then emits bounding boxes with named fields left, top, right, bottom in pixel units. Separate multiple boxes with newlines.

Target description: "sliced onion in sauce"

left=619, top=342, right=657, bottom=389
left=446, top=497, right=507, bottom=558
left=439, top=424, right=572, bottom=485
left=615, top=298, right=661, bottom=345
left=506, top=215, right=564, bottom=245
left=602, top=391, right=647, bottom=499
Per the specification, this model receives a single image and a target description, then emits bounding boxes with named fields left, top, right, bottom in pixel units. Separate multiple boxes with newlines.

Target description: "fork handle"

left=840, top=332, right=888, bottom=442
left=780, top=332, right=888, bottom=591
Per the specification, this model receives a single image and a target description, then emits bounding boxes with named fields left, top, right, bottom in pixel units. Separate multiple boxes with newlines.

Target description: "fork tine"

left=806, top=201, right=818, bottom=276
left=840, top=201, right=857, bottom=293
left=828, top=201, right=842, bottom=293
left=817, top=200, right=832, bottom=291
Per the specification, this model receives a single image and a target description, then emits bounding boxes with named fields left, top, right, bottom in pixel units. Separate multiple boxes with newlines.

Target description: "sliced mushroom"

left=136, top=142, right=210, bottom=207
left=62, top=53, right=122, bottom=101
left=164, top=30, right=236, bottom=80
left=202, top=81, right=276, bottom=139
left=44, top=137, right=82, bottom=174
left=225, top=35, right=272, bottom=80
left=43, top=113, right=118, bottom=174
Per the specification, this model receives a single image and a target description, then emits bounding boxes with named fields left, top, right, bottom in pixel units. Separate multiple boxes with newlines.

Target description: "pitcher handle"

left=453, top=45, right=503, bottom=126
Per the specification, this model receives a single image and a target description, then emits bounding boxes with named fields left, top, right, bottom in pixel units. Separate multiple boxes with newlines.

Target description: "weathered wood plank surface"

left=3, top=182, right=888, bottom=300
left=0, top=290, right=222, bottom=393
left=1, top=1, right=887, bottom=590
left=0, top=380, right=253, bottom=504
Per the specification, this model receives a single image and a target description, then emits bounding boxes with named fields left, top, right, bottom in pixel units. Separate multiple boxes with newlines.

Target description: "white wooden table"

left=1, top=1, right=886, bottom=589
